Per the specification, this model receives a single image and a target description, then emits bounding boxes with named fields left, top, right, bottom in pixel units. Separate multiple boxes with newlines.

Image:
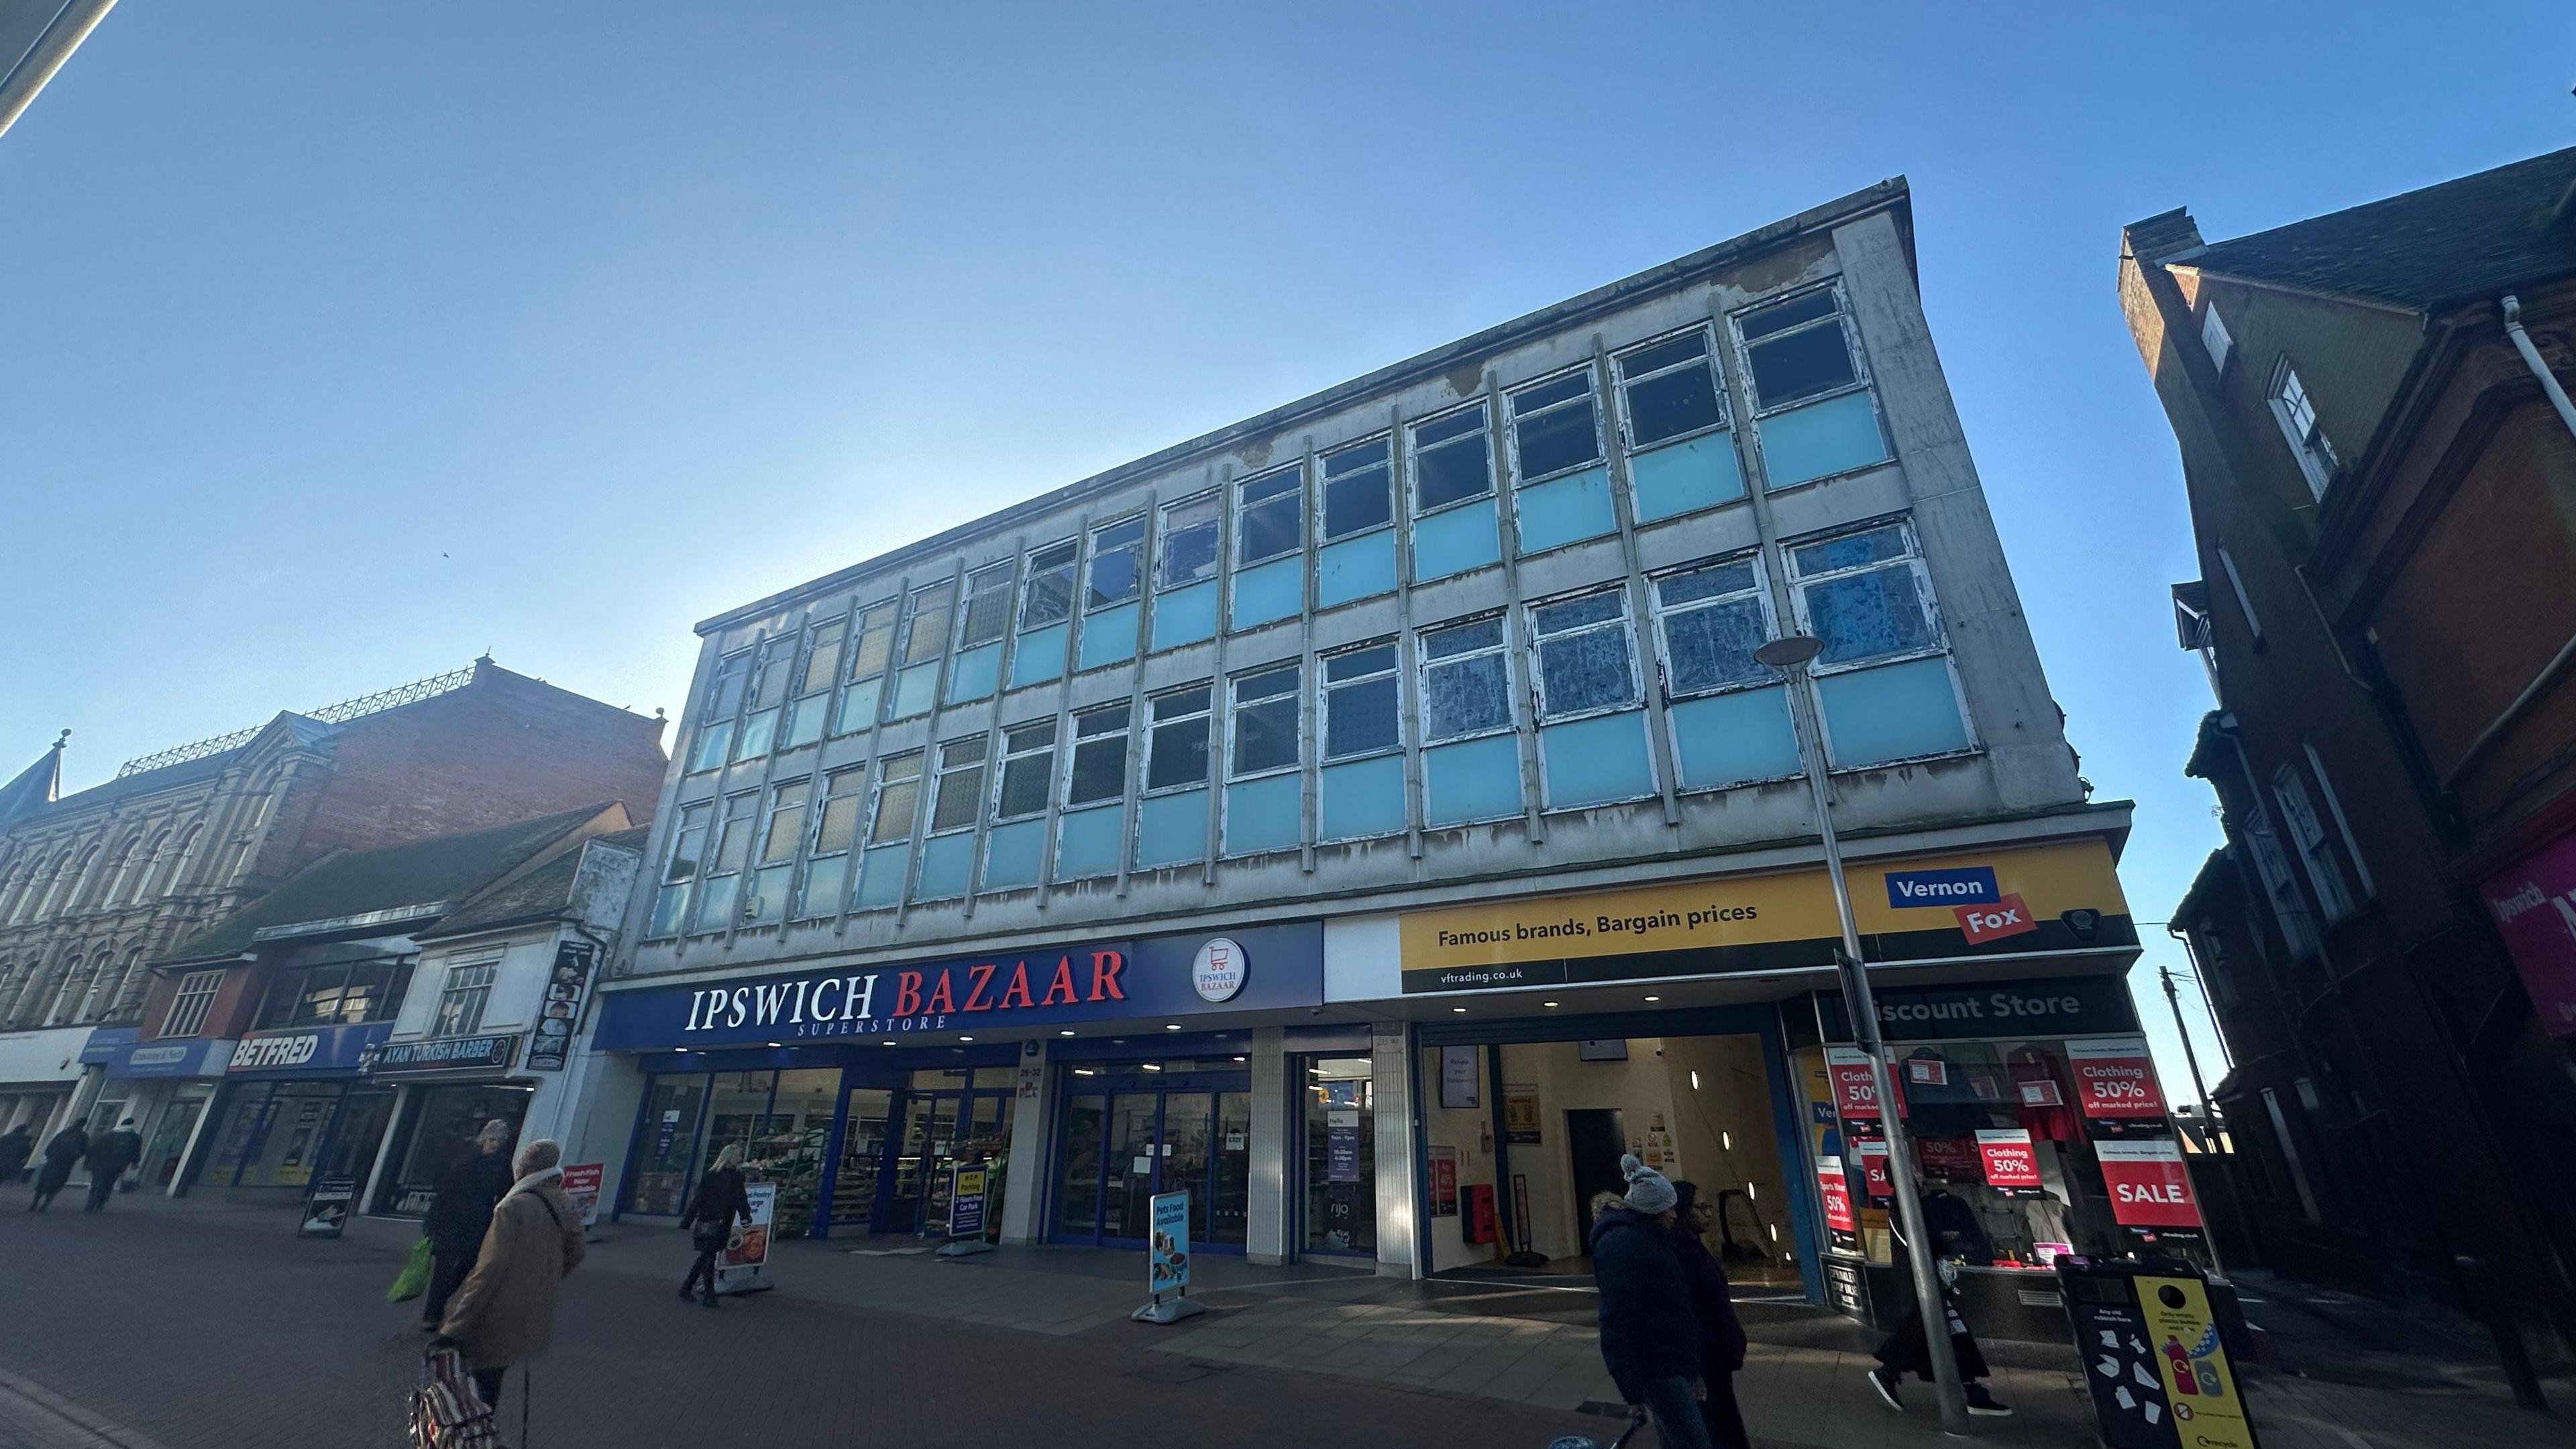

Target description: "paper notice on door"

left=1132, top=1157, right=1152, bottom=1174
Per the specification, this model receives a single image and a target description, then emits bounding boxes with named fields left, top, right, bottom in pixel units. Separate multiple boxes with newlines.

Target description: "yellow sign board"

left=2137, top=1275, right=2256, bottom=1449
left=1398, top=839, right=2128, bottom=992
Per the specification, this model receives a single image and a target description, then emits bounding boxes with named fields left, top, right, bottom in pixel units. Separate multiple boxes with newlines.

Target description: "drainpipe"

left=2501, top=295, right=2576, bottom=438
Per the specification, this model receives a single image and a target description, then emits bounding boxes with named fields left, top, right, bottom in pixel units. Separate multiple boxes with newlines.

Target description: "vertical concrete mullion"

left=655, top=642, right=724, bottom=964
left=1202, top=461, right=1251, bottom=885
left=1711, top=294, right=1807, bottom=763
left=836, top=571, right=912, bottom=937
left=1121, top=474, right=1187, bottom=898
left=1036, top=510, right=1095, bottom=910
left=959, top=537, right=1026, bottom=925
left=1480, top=372, right=1546, bottom=845
left=896, top=557, right=971, bottom=929
left=1595, top=335, right=1685, bottom=835
left=721, top=620, right=797, bottom=953
left=785, top=595, right=858, bottom=928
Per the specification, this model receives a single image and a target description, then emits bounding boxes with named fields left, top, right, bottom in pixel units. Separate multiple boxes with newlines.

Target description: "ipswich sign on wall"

left=589, top=923, right=1322, bottom=1052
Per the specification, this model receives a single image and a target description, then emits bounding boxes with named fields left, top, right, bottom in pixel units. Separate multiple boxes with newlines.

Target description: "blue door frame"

left=1409, top=1002, right=1825, bottom=1305
left=1046, top=1065, right=1250, bottom=1252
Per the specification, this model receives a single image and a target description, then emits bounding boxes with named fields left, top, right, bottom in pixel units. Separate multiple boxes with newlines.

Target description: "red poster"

left=2480, top=835, right=2576, bottom=1038
left=1825, top=1046, right=1901, bottom=1120
left=2066, top=1036, right=2167, bottom=1120
left=1975, top=1128, right=2041, bottom=1189
left=1428, top=1148, right=1459, bottom=1218
left=2098, top=1139, right=2203, bottom=1228
left=1955, top=893, right=2039, bottom=945
left=1816, top=1156, right=1856, bottom=1232
left=1917, top=1135, right=1983, bottom=1182
left=1853, top=1138, right=1893, bottom=1201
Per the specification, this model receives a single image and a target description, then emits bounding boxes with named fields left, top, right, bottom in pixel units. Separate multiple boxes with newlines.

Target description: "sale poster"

left=1974, top=1128, right=2042, bottom=1190
left=1916, top=1134, right=1983, bottom=1183
left=2065, top=1036, right=2167, bottom=1120
left=1852, top=1138, right=1893, bottom=1202
left=2098, top=1139, right=2204, bottom=1229
left=1428, top=1146, right=1458, bottom=1217
left=1815, top=1155, right=1858, bottom=1253
left=1825, top=1046, right=1893, bottom=1120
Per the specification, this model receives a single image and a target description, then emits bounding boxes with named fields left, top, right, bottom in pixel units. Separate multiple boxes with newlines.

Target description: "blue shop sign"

left=1882, top=866, right=1998, bottom=909
left=79, top=1026, right=139, bottom=1064
left=226, top=1022, right=395, bottom=1077
left=103, top=1036, right=229, bottom=1079
left=592, top=923, right=1323, bottom=1052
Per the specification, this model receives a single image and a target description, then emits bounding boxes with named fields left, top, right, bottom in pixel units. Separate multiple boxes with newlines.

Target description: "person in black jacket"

left=81, top=1118, right=142, bottom=1211
left=419, top=1120, right=517, bottom=1328
left=1670, top=1181, right=1750, bottom=1449
left=27, top=1122, right=86, bottom=1212
left=0, top=1124, right=33, bottom=1185
left=679, top=1144, right=750, bottom=1308
left=1591, top=1154, right=1712, bottom=1449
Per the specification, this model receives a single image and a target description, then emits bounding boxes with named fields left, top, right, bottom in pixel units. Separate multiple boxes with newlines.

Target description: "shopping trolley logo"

left=1191, top=937, right=1247, bottom=1004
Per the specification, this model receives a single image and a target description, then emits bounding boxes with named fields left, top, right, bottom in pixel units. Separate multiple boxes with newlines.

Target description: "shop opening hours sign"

left=2066, top=1036, right=2165, bottom=1120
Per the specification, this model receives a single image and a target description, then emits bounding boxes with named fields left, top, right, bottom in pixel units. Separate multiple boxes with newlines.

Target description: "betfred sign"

left=2097, top=1138, right=2203, bottom=1228
left=2065, top=1036, right=2165, bottom=1120
left=1954, top=893, right=2039, bottom=945
left=1974, top=1128, right=2041, bottom=1189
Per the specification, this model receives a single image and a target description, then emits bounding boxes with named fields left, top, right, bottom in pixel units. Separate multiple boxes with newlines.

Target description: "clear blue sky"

left=4, top=2, right=2569, bottom=1085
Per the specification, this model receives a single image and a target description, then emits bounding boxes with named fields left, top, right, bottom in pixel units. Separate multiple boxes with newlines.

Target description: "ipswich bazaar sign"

left=590, top=924, right=1323, bottom=1051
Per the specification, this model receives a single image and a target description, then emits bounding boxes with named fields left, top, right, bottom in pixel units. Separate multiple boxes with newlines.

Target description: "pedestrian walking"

left=431, top=1138, right=585, bottom=1411
left=678, top=1144, right=749, bottom=1308
left=80, top=1118, right=142, bottom=1212
left=1668, top=1181, right=1750, bottom=1449
left=27, top=1121, right=86, bottom=1212
left=1866, top=1221, right=2012, bottom=1417
left=0, top=1124, right=32, bottom=1185
left=419, top=1120, right=517, bottom=1329
left=1590, top=1154, right=1713, bottom=1449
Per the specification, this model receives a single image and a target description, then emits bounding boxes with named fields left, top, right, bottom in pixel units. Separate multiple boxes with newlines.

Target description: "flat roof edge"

left=698, top=176, right=1912, bottom=636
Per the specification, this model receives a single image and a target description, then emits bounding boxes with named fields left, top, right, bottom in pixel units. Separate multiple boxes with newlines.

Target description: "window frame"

left=162, top=966, right=227, bottom=1037
left=782, top=613, right=847, bottom=750
left=2271, top=763, right=2357, bottom=925
left=1063, top=702, right=1134, bottom=809
left=690, top=791, right=761, bottom=932
left=432, top=955, right=500, bottom=1039
left=1525, top=586, right=1645, bottom=725
left=1155, top=491, right=1223, bottom=594
left=1731, top=282, right=1872, bottom=420
left=1234, top=465, right=1306, bottom=569
left=865, top=751, right=925, bottom=851
left=991, top=719, right=1060, bottom=824
left=1781, top=517, right=1949, bottom=678
left=1084, top=515, right=1148, bottom=614
left=835, top=596, right=901, bottom=736
left=1646, top=552, right=1778, bottom=703
left=1613, top=324, right=1733, bottom=453
left=959, top=562, right=1016, bottom=650
left=731, top=633, right=798, bottom=763
left=1141, top=684, right=1216, bottom=796
left=1318, top=435, right=1397, bottom=545
left=930, top=736, right=990, bottom=837
left=2199, top=303, right=2234, bottom=374
left=1227, top=661, right=1305, bottom=781
left=1405, top=402, right=1497, bottom=519
left=2267, top=358, right=2336, bottom=498
left=1320, top=640, right=1405, bottom=763
left=1415, top=614, right=1520, bottom=745
left=645, top=800, right=712, bottom=938
left=1503, top=365, right=1606, bottom=487
left=687, top=649, right=753, bottom=773
left=1019, top=539, right=1079, bottom=631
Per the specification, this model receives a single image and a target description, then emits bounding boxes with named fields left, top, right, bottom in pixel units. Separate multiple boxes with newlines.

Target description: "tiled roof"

left=2183, top=146, right=2576, bottom=310
left=166, top=804, right=620, bottom=963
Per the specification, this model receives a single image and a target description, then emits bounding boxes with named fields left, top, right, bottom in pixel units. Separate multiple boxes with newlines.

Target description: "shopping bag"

left=388, top=1238, right=433, bottom=1303
left=407, top=1346, right=503, bottom=1449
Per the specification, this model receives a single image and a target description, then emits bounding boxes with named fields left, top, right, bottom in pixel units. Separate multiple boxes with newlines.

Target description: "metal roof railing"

left=113, top=663, right=481, bottom=778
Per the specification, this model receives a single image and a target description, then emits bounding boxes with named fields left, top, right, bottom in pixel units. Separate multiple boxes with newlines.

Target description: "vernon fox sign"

left=679, top=951, right=1130, bottom=1037
left=591, top=924, right=1324, bottom=1052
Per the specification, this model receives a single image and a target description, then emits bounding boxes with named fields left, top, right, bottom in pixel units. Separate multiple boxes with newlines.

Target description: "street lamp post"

left=1756, top=634, right=1972, bottom=1436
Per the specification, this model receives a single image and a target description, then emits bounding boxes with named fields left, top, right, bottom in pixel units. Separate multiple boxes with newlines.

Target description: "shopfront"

left=363, top=1033, right=537, bottom=1216
left=87, top=1028, right=231, bottom=1195
left=193, top=1022, right=396, bottom=1204
left=0, top=1024, right=95, bottom=1143
left=590, top=922, right=1326, bottom=1244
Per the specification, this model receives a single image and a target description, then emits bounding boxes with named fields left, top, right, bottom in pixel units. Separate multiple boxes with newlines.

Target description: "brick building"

left=0, top=658, right=667, bottom=1147
left=2120, top=148, right=2576, bottom=1350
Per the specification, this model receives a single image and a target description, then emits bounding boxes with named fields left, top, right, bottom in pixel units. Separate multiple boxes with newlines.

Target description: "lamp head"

left=1754, top=635, right=1826, bottom=669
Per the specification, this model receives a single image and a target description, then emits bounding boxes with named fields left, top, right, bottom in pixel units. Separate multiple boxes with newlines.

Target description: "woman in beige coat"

left=433, top=1138, right=585, bottom=1407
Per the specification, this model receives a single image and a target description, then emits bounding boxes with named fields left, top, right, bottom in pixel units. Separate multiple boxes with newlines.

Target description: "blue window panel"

left=1422, top=735, right=1523, bottom=826
left=945, top=643, right=1001, bottom=706
left=890, top=663, right=939, bottom=719
left=1758, top=390, right=1888, bottom=490
left=1055, top=804, right=1124, bottom=880
left=855, top=846, right=909, bottom=910
left=1819, top=657, right=1970, bottom=767
left=691, top=874, right=738, bottom=932
left=1629, top=435, right=1746, bottom=524
left=794, top=855, right=848, bottom=918
left=1411, top=499, right=1500, bottom=582
left=835, top=677, right=883, bottom=735
left=1009, top=624, right=1067, bottom=689
left=1514, top=466, right=1615, bottom=555
left=1077, top=602, right=1140, bottom=671
left=1223, top=773, right=1303, bottom=856
left=1150, top=580, right=1219, bottom=652
left=745, top=865, right=790, bottom=924
left=916, top=835, right=973, bottom=900
left=1135, top=790, right=1210, bottom=867
left=1316, top=532, right=1396, bottom=609
left=1231, top=555, right=1302, bottom=631
left=1320, top=755, right=1407, bottom=841
left=1669, top=686, right=1801, bottom=790
left=1539, top=711, right=1656, bottom=808
left=981, top=818, right=1045, bottom=891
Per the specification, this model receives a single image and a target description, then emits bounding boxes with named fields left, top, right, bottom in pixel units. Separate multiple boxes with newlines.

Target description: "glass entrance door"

left=885, top=1093, right=960, bottom=1234
left=1101, top=1093, right=1160, bottom=1240
left=1051, top=1067, right=1252, bottom=1250
left=828, top=1088, right=892, bottom=1232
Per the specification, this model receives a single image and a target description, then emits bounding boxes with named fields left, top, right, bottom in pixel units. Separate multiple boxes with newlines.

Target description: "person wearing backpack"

left=678, top=1144, right=749, bottom=1308
left=432, top=1138, right=585, bottom=1409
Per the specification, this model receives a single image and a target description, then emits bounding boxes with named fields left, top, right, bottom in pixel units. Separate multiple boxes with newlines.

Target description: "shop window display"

left=382, top=1083, right=535, bottom=1216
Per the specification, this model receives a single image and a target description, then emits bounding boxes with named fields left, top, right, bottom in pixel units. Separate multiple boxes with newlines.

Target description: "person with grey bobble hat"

left=1590, top=1154, right=1714, bottom=1449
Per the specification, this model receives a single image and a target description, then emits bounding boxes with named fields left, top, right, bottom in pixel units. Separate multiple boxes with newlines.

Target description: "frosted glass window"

left=1322, top=644, right=1401, bottom=760
left=1529, top=591, right=1638, bottom=721
left=995, top=720, right=1058, bottom=821
left=1419, top=618, right=1514, bottom=742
